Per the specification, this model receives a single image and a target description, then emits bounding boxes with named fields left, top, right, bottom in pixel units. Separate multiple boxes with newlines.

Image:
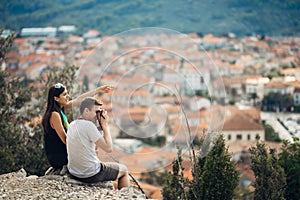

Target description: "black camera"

left=96, top=109, right=105, bottom=119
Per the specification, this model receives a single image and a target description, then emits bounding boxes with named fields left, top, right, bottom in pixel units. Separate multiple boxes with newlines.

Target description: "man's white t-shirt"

left=67, top=119, right=103, bottom=178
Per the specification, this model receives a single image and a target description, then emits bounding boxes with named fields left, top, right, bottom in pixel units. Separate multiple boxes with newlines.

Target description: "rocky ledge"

left=0, top=168, right=148, bottom=199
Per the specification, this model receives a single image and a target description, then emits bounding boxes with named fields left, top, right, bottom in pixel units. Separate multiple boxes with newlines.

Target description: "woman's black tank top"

left=44, top=112, right=68, bottom=169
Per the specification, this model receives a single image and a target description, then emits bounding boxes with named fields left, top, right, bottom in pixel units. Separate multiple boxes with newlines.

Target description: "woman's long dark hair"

left=42, top=84, right=66, bottom=133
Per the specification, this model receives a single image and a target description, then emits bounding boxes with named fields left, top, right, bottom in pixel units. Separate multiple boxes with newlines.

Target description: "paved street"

left=261, top=112, right=296, bottom=142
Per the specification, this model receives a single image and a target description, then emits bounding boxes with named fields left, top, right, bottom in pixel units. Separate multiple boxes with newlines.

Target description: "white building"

left=181, top=65, right=209, bottom=94
left=188, top=96, right=211, bottom=111
left=293, top=87, right=300, bottom=105
left=58, top=25, right=76, bottom=34
left=152, top=81, right=178, bottom=97
left=112, top=89, right=152, bottom=107
left=263, top=81, right=294, bottom=96
left=20, top=27, right=57, bottom=37
left=244, top=76, right=269, bottom=100
left=222, top=108, right=265, bottom=142
left=113, top=138, right=143, bottom=154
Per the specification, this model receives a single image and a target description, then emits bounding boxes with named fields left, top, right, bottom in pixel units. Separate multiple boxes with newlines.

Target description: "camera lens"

left=96, top=110, right=105, bottom=119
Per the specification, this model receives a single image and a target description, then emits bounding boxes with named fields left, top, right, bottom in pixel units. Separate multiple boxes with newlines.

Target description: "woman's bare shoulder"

left=50, top=111, right=61, bottom=119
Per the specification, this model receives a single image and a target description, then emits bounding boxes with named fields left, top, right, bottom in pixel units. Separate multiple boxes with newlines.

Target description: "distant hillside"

left=1, top=0, right=300, bottom=36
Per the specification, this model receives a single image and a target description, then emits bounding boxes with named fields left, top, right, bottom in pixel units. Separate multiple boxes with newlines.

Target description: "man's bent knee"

left=117, top=164, right=128, bottom=179
left=118, top=164, right=128, bottom=174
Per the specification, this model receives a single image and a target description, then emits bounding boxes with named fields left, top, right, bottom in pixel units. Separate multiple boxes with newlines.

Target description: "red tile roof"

left=223, top=110, right=263, bottom=131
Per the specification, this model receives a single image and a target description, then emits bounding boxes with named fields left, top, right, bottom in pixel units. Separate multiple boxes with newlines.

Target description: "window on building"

left=200, top=76, right=204, bottom=83
left=228, top=134, right=231, bottom=140
left=255, top=134, right=260, bottom=140
left=247, top=134, right=251, bottom=140
left=237, top=134, right=242, bottom=140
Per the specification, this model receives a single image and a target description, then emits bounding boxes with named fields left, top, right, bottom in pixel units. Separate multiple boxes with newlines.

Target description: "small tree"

left=162, top=149, right=188, bottom=200
left=278, top=138, right=300, bottom=200
left=83, top=74, right=89, bottom=92
left=262, top=120, right=281, bottom=142
left=0, top=30, right=32, bottom=174
left=251, top=92, right=258, bottom=106
left=231, top=88, right=238, bottom=101
left=190, top=134, right=239, bottom=200
left=0, top=29, right=14, bottom=66
left=249, top=140, right=286, bottom=200
left=261, top=92, right=294, bottom=112
left=162, top=134, right=239, bottom=200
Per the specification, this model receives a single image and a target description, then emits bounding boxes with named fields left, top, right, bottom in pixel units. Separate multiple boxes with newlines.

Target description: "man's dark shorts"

left=69, top=162, right=119, bottom=183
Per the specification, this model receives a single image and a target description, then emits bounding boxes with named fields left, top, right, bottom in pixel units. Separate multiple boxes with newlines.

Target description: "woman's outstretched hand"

left=97, top=85, right=114, bottom=94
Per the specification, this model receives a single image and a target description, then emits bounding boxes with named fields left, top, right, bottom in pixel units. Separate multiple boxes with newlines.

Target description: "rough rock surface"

left=0, top=168, right=148, bottom=199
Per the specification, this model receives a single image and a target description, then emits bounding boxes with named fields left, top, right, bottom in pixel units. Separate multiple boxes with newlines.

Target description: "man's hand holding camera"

left=95, top=108, right=113, bottom=153
left=96, top=109, right=109, bottom=131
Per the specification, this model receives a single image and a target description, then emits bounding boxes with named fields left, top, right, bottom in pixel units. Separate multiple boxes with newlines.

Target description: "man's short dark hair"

left=80, top=97, right=102, bottom=114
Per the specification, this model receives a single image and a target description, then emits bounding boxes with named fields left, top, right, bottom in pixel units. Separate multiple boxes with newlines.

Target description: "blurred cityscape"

left=2, top=26, right=300, bottom=199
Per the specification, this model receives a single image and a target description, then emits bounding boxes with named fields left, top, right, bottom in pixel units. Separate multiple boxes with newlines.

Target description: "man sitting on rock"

left=66, top=97, right=130, bottom=189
